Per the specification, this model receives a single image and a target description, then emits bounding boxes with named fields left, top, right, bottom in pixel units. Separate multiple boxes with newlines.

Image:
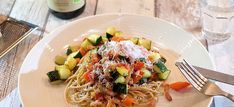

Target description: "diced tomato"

left=149, top=72, right=158, bottom=81
left=111, top=36, right=125, bottom=42
left=83, top=71, right=92, bottom=82
left=95, top=93, right=104, bottom=100
left=133, top=61, right=144, bottom=70
left=170, top=82, right=190, bottom=91
left=91, top=53, right=101, bottom=64
left=79, top=47, right=86, bottom=56
left=123, top=95, right=135, bottom=106
left=132, top=70, right=144, bottom=83
left=75, top=58, right=81, bottom=63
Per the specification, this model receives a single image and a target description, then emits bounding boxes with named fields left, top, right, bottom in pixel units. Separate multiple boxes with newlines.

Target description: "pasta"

left=47, top=27, right=171, bottom=107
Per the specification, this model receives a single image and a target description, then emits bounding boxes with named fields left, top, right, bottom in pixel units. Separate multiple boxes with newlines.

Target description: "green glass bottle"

left=47, top=0, right=85, bottom=19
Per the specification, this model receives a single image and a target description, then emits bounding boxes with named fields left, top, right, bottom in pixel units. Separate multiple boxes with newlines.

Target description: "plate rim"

left=18, top=13, right=215, bottom=106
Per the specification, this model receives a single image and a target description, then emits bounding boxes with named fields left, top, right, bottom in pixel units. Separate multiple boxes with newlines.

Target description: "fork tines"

left=175, top=60, right=208, bottom=91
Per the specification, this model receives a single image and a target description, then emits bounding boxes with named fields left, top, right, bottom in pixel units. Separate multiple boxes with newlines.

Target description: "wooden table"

left=0, top=0, right=233, bottom=106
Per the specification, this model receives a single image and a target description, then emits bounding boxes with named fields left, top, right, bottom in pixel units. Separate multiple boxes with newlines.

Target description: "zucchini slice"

left=114, top=76, right=126, bottom=84
left=81, top=39, right=93, bottom=51
left=148, top=52, right=161, bottom=62
left=87, top=34, right=102, bottom=45
left=142, top=68, right=152, bottom=78
left=47, top=70, right=60, bottom=82
left=138, top=38, right=152, bottom=50
left=64, top=57, right=77, bottom=70
left=116, top=66, right=128, bottom=76
left=153, top=60, right=168, bottom=73
left=114, top=31, right=122, bottom=37
left=101, top=35, right=108, bottom=43
left=158, top=70, right=170, bottom=80
left=113, top=83, right=128, bottom=94
left=54, top=55, right=66, bottom=65
left=66, top=45, right=79, bottom=55
left=106, top=27, right=116, bottom=36
left=130, top=37, right=139, bottom=44
left=58, top=68, right=71, bottom=80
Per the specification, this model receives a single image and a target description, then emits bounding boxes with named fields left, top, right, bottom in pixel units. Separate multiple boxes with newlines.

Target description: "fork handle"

left=222, top=92, right=234, bottom=102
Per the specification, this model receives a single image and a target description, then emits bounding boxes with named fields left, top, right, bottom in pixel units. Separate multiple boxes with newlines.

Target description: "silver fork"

left=175, top=59, right=234, bottom=102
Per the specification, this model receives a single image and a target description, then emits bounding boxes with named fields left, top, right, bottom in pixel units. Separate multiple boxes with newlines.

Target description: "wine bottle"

left=47, top=0, right=85, bottom=19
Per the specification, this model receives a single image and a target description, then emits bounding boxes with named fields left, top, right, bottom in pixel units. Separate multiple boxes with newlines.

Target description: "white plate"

left=18, top=14, right=215, bottom=107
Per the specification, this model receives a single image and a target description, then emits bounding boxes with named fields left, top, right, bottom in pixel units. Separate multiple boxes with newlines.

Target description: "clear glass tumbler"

left=200, top=0, right=234, bottom=43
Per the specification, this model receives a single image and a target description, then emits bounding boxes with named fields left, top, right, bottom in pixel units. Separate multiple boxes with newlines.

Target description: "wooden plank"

left=45, top=0, right=97, bottom=32
left=0, top=0, right=49, bottom=102
left=96, top=0, right=154, bottom=16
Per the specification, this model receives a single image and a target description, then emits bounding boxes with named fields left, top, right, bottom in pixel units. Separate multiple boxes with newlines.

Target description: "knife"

left=192, top=66, right=234, bottom=85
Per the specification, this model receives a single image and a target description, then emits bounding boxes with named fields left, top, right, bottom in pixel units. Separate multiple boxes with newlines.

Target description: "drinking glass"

left=200, top=0, right=234, bottom=43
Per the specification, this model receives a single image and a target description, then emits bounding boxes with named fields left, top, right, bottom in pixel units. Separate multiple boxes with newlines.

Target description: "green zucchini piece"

left=66, top=45, right=79, bottom=55
left=148, top=52, right=160, bottom=62
left=81, top=39, right=93, bottom=51
left=114, top=31, right=122, bottom=37
left=114, top=76, right=126, bottom=84
left=106, top=27, right=116, bottom=36
left=73, top=51, right=82, bottom=59
left=47, top=71, right=60, bottom=82
left=153, top=60, right=168, bottom=73
left=158, top=70, right=171, bottom=80
left=130, top=37, right=139, bottom=44
left=101, top=35, right=108, bottom=43
left=138, top=38, right=152, bottom=50
left=55, top=55, right=66, bottom=65
left=111, top=70, right=120, bottom=80
left=55, top=65, right=69, bottom=71
left=66, top=48, right=72, bottom=55
left=64, top=57, right=77, bottom=70
left=139, top=78, right=147, bottom=84
left=106, top=33, right=113, bottom=39
left=142, top=68, right=152, bottom=78
left=113, top=83, right=128, bottom=94
left=116, top=66, right=128, bottom=76
left=87, top=34, right=102, bottom=45
left=58, top=68, right=71, bottom=80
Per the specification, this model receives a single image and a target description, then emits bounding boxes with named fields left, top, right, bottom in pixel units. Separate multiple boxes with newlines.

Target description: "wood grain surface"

left=0, top=0, right=233, bottom=107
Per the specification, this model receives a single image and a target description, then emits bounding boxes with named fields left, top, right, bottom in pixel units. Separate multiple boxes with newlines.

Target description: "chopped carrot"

left=164, top=83, right=172, bottom=101
left=133, top=61, right=144, bottom=70
left=83, top=71, right=92, bottom=82
left=123, top=95, right=134, bottom=106
left=75, top=58, right=81, bottom=63
left=132, top=70, right=144, bottom=83
left=111, top=36, right=125, bottom=42
left=79, top=47, right=86, bottom=56
left=91, top=53, right=101, bottom=63
left=170, top=82, right=190, bottom=91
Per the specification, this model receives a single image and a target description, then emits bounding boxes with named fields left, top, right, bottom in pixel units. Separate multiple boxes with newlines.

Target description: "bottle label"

left=47, top=0, right=85, bottom=12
